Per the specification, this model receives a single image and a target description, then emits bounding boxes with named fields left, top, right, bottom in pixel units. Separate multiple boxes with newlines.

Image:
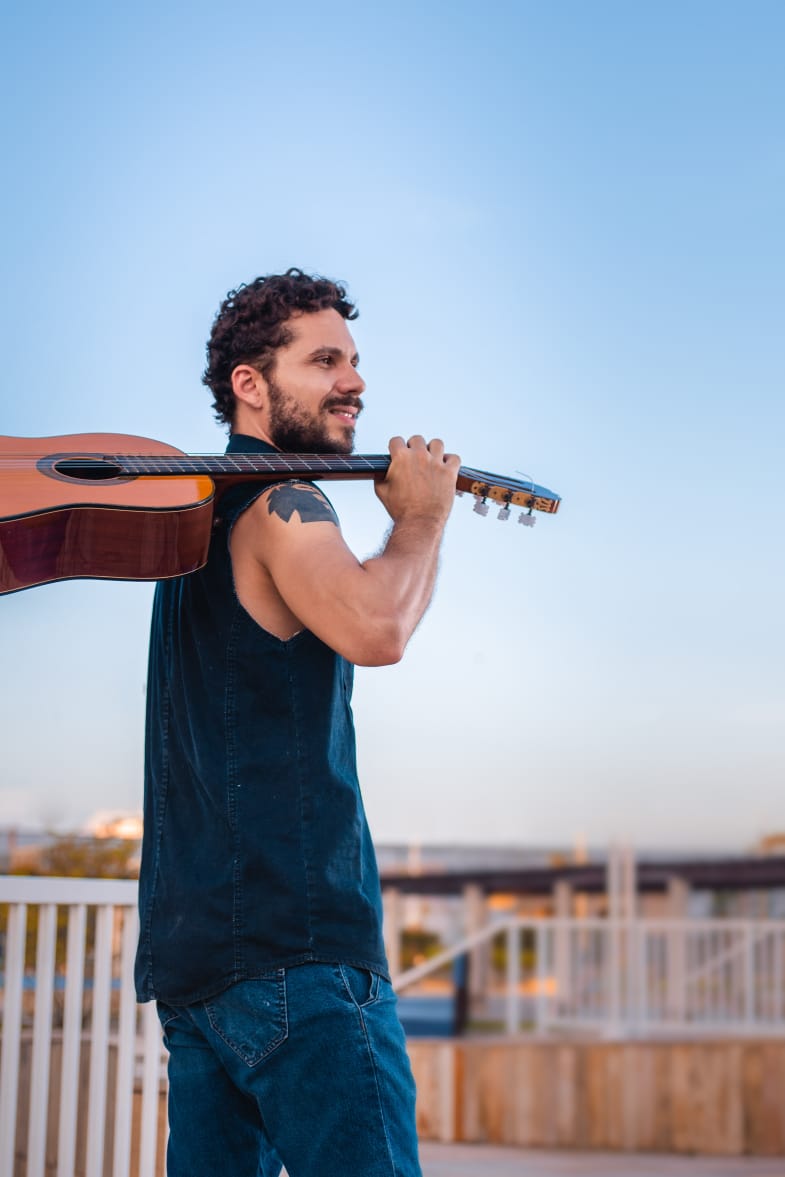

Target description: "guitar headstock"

left=456, top=466, right=561, bottom=527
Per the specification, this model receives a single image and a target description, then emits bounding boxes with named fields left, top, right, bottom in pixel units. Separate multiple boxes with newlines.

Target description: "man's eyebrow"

left=306, top=345, right=360, bottom=364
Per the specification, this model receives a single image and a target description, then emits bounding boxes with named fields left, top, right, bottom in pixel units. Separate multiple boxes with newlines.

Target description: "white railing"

left=0, top=875, right=165, bottom=1177
left=4, top=877, right=785, bottom=1176
left=393, top=915, right=785, bottom=1038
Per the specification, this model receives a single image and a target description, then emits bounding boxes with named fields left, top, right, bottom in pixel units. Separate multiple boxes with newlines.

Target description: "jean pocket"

left=339, top=964, right=382, bottom=1009
left=204, top=974, right=288, bottom=1066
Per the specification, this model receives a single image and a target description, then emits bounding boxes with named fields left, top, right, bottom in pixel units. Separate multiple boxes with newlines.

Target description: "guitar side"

left=0, top=434, right=215, bottom=595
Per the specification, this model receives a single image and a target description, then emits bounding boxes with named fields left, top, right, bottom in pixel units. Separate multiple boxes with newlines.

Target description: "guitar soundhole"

left=39, top=454, right=135, bottom=485
left=55, top=458, right=123, bottom=480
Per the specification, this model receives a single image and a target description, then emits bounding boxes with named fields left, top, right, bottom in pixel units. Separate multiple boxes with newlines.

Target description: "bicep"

left=246, top=484, right=384, bottom=660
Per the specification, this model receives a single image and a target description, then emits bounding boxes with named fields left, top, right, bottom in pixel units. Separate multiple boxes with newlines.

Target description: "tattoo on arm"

left=266, top=483, right=339, bottom=526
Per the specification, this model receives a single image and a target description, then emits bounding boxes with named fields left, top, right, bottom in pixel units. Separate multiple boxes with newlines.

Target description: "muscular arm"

left=230, top=436, right=460, bottom=666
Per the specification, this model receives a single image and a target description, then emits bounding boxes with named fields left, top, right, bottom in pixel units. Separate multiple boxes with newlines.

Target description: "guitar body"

left=0, top=434, right=215, bottom=594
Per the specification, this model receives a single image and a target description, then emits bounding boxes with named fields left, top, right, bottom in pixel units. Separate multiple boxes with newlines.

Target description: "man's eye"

left=317, top=355, right=333, bottom=365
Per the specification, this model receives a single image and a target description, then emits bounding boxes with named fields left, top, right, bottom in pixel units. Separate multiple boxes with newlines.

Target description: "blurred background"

left=2, top=4, right=785, bottom=1170
left=0, top=0, right=783, bottom=854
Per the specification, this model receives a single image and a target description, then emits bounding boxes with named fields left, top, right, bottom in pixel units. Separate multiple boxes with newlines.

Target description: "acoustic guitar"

left=0, top=433, right=561, bottom=595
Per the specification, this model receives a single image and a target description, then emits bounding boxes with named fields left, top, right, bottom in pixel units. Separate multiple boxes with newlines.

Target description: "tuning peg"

left=518, top=510, right=536, bottom=527
left=497, top=504, right=511, bottom=521
left=473, top=496, right=490, bottom=517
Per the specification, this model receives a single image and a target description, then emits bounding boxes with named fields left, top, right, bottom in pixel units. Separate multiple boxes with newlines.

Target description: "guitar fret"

left=112, top=454, right=393, bottom=477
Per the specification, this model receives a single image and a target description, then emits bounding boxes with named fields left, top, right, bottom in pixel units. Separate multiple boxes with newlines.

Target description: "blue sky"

left=0, top=1, right=782, bottom=851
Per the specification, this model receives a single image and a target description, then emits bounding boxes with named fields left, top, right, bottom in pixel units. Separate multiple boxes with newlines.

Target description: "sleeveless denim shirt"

left=135, top=434, right=388, bottom=1004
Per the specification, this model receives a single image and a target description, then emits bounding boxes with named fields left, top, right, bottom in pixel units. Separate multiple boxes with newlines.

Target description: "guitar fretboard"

left=111, top=453, right=392, bottom=477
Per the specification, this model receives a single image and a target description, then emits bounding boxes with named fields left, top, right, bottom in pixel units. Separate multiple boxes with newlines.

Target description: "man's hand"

left=374, top=435, right=461, bottom=525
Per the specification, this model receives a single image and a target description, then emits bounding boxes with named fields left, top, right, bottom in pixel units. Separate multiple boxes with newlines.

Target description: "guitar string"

left=0, top=457, right=558, bottom=504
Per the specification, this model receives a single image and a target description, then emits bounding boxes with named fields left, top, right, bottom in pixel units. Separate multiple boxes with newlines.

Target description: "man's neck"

left=226, top=433, right=279, bottom=454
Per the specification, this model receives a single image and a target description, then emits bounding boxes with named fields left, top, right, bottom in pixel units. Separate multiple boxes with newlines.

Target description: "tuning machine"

left=518, top=508, right=536, bottom=527
left=473, top=495, right=490, bottom=517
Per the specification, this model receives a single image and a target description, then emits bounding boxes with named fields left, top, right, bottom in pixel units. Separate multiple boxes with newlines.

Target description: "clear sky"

left=0, top=1, right=782, bottom=851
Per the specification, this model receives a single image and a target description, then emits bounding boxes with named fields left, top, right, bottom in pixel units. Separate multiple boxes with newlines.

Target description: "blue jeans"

left=156, top=963, right=422, bottom=1176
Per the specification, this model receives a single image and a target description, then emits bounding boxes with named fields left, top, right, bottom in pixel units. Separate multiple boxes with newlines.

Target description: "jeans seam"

left=286, top=646, right=316, bottom=952
left=350, top=993, right=397, bottom=1175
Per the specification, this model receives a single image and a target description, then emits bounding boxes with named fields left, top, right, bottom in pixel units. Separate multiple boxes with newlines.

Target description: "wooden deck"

left=419, top=1142, right=785, bottom=1175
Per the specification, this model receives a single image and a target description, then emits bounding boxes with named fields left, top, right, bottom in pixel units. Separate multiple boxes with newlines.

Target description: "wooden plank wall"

left=408, top=1040, right=785, bottom=1155
left=11, top=1036, right=785, bottom=1166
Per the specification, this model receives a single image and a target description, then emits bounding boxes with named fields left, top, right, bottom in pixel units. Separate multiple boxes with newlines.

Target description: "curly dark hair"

left=202, top=268, right=359, bottom=426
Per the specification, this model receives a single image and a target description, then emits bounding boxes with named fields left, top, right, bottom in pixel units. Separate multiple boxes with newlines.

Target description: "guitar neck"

left=98, top=452, right=561, bottom=515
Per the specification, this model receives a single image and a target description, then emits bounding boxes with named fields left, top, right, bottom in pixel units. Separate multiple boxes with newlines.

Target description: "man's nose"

left=338, top=364, right=366, bottom=395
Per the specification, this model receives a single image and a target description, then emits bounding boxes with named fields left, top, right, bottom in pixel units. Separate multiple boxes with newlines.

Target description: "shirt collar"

left=226, top=433, right=279, bottom=456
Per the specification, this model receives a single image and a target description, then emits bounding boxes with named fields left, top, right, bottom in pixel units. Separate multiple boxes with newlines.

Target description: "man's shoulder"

left=228, top=480, right=343, bottom=575
left=261, top=481, right=339, bottom=527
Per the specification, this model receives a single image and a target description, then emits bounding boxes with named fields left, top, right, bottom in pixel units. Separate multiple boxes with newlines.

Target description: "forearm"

left=356, top=515, right=447, bottom=664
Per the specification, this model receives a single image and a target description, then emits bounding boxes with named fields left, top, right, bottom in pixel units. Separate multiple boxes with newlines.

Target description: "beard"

left=266, top=376, right=360, bottom=455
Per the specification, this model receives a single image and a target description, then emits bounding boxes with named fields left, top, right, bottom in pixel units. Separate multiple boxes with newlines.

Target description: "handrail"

left=391, top=913, right=785, bottom=1038
left=393, top=914, right=785, bottom=991
left=393, top=916, right=514, bottom=990
left=0, top=874, right=138, bottom=904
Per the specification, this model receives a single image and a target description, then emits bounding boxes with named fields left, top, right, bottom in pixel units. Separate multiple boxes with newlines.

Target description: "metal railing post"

left=113, top=907, right=140, bottom=1177
left=27, top=902, right=57, bottom=1177
left=85, top=904, right=114, bottom=1177
left=505, top=921, right=519, bottom=1035
left=607, top=916, right=622, bottom=1038
left=744, top=922, right=755, bottom=1026
left=536, top=920, right=549, bottom=1034
left=58, top=903, right=87, bottom=1177
left=0, top=902, right=27, bottom=1177
left=139, top=999, right=165, bottom=1177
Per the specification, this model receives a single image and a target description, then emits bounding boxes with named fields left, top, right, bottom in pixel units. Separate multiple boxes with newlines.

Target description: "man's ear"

left=231, top=364, right=266, bottom=409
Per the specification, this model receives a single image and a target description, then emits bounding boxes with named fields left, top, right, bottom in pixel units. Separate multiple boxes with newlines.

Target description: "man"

left=135, top=269, right=459, bottom=1176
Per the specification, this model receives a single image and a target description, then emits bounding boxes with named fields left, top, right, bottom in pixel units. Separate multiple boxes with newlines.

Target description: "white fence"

left=3, top=876, right=785, bottom=1175
left=394, top=915, right=785, bottom=1038
left=0, top=875, right=165, bottom=1177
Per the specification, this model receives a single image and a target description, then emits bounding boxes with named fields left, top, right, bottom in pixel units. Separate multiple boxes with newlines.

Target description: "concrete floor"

left=419, top=1143, right=785, bottom=1177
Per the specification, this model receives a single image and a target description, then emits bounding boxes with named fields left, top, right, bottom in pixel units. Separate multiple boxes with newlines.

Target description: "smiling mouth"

left=328, top=405, right=360, bottom=425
